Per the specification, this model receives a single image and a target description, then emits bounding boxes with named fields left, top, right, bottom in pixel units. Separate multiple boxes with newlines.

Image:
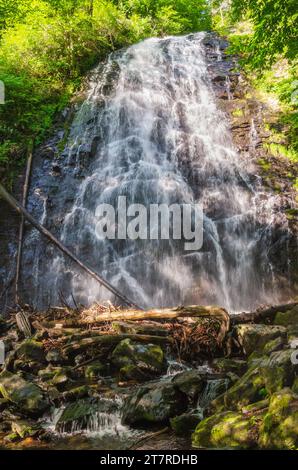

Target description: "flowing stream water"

left=23, top=32, right=293, bottom=312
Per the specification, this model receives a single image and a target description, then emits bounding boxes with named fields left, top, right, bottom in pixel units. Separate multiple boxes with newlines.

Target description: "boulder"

left=170, top=412, right=202, bottom=436
left=15, top=340, right=46, bottom=363
left=11, top=420, right=42, bottom=439
left=212, top=358, right=247, bottom=376
left=260, top=349, right=296, bottom=393
left=111, top=339, right=166, bottom=381
left=274, top=306, right=298, bottom=327
left=234, top=324, right=287, bottom=355
left=56, top=399, right=97, bottom=432
left=259, top=388, right=298, bottom=449
left=171, top=370, right=206, bottom=401
left=192, top=410, right=259, bottom=449
left=0, top=371, right=49, bottom=415
left=122, top=381, right=188, bottom=425
left=210, top=365, right=266, bottom=412
left=85, top=361, right=105, bottom=380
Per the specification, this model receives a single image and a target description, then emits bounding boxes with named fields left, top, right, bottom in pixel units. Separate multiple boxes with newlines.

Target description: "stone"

left=11, top=420, right=41, bottom=439
left=274, top=306, right=298, bottom=327
left=212, top=358, right=247, bottom=376
left=170, top=412, right=201, bottom=436
left=234, top=324, right=287, bottom=355
left=260, top=349, right=296, bottom=393
left=192, top=410, right=260, bottom=449
left=111, top=339, right=165, bottom=381
left=171, top=370, right=206, bottom=402
left=0, top=371, right=49, bottom=415
left=45, top=349, right=65, bottom=364
left=210, top=366, right=266, bottom=412
left=85, top=362, right=105, bottom=380
left=122, top=381, right=188, bottom=425
left=259, top=388, right=298, bottom=449
left=262, top=336, right=285, bottom=354
left=15, top=339, right=46, bottom=363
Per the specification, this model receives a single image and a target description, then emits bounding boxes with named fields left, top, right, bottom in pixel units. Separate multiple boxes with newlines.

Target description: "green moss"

left=257, top=158, right=271, bottom=172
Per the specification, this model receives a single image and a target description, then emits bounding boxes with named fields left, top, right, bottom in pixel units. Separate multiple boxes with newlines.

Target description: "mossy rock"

left=210, top=366, right=266, bottom=412
left=170, top=412, right=202, bottom=436
left=234, top=324, right=287, bottom=356
left=262, top=336, right=285, bottom=355
left=212, top=358, right=247, bottom=376
left=11, top=420, right=41, bottom=439
left=122, top=381, right=188, bottom=426
left=260, top=349, right=296, bottom=394
left=15, top=339, right=46, bottom=363
left=0, top=371, right=49, bottom=415
left=111, top=339, right=165, bottom=381
left=274, top=306, right=298, bottom=327
left=192, top=411, right=260, bottom=449
left=259, top=388, right=298, bottom=449
left=171, top=370, right=206, bottom=401
left=85, top=362, right=105, bottom=380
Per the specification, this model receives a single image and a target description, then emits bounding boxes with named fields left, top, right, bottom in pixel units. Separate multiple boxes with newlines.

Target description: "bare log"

left=15, top=144, right=33, bottom=305
left=81, top=305, right=229, bottom=324
left=80, top=305, right=230, bottom=347
left=0, top=183, right=141, bottom=310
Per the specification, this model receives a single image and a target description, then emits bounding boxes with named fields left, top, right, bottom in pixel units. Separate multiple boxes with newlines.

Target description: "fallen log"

left=62, top=333, right=172, bottom=355
left=0, top=183, right=141, bottom=310
left=80, top=305, right=230, bottom=347
left=230, top=302, right=298, bottom=325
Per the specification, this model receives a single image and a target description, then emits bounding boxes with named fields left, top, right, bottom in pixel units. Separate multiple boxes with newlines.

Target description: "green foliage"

left=0, top=0, right=211, bottom=184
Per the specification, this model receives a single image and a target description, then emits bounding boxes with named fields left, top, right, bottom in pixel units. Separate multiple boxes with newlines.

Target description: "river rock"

left=170, top=411, right=202, bottom=436
left=259, top=349, right=296, bottom=393
left=15, top=339, right=46, bottom=363
left=171, top=370, right=206, bottom=401
left=192, top=410, right=259, bottom=449
left=11, top=419, right=42, bottom=439
left=85, top=361, right=105, bottom=379
left=111, top=339, right=166, bottom=381
left=212, top=358, right=247, bottom=376
left=0, top=371, right=49, bottom=415
left=259, top=388, right=298, bottom=449
left=122, top=381, right=188, bottom=425
left=234, top=324, right=287, bottom=355
left=210, top=365, right=266, bottom=412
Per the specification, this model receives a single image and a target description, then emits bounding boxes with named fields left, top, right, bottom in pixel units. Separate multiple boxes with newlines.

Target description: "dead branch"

left=0, top=183, right=141, bottom=310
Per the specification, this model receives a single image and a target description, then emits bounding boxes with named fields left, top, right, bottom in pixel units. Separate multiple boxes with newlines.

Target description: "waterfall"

left=25, top=32, right=292, bottom=312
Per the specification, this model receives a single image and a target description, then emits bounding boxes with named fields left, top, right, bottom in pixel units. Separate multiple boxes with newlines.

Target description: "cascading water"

left=24, top=32, right=293, bottom=312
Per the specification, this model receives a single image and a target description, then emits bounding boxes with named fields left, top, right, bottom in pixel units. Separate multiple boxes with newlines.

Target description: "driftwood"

left=81, top=305, right=230, bottom=347
left=230, top=302, right=298, bottom=325
left=15, top=144, right=33, bottom=305
left=0, top=183, right=141, bottom=310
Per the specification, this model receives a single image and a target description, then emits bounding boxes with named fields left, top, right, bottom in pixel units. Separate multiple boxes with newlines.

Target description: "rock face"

left=0, top=371, right=49, bottom=415
left=234, top=324, right=287, bottom=355
left=111, top=339, right=166, bottom=381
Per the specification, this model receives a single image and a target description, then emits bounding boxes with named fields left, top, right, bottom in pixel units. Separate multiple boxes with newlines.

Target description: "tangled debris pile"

left=0, top=302, right=297, bottom=449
